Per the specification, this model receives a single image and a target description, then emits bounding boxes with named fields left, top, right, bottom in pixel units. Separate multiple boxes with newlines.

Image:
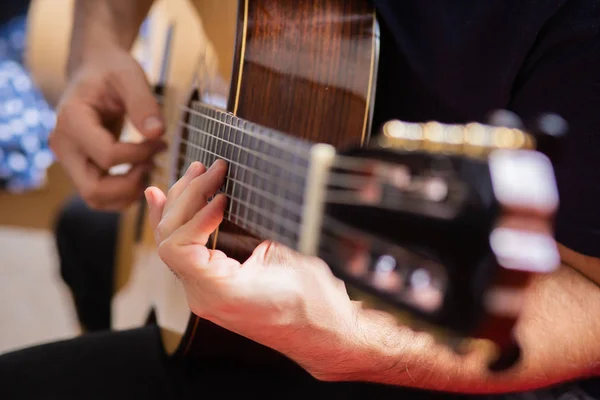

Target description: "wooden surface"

left=234, top=0, right=376, bottom=147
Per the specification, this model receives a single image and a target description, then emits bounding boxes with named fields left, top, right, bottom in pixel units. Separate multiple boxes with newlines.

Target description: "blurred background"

left=0, top=0, right=80, bottom=354
left=0, top=0, right=233, bottom=355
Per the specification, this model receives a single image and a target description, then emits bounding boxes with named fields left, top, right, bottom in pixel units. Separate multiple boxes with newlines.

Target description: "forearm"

left=67, top=0, right=155, bottom=75
left=326, top=254, right=600, bottom=393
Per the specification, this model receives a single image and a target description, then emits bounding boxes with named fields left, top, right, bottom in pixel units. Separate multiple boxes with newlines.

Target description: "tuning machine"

left=487, top=109, right=568, bottom=162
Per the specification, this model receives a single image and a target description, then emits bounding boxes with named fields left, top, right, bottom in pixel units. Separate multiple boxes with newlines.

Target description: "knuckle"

left=155, top=220, right=170, bottom=243
left=96, top=150, right=114, bottom=170
left=157, top=239, right=177, bottom=269
left=166, top=184, right=178, bottom=199
left=157, top=239, right=169, bottom=258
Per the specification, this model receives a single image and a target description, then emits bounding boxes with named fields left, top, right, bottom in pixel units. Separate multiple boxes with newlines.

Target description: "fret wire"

left=177, top=137, right=306, bottom=194
left=237, top=119, right=249, bottom=227
left=189, top=107, right=195, bottom=172
left=157, top=159, right=300, bottom=212
left=180, top=121, right=308, bottom=179
left=206, top=108, right=215, bottom=167
left=229, top=114, right=239, bottom=219
left=222, top=209, right=296, bottom=250
left=193, top=106, right=202, bottom=172
left=219, top=179, right=296, bottom=232
left=263, top=132, right=277, bottom=237
left=195, top=103, right=206, bottom=165
left=184, top=107, right=195, bottom=176
left=202, top=107, right=211, bottom=168
left=248, top=124, right=260, bottom=231
left=217, top=192, right=299, bottom=235
left=184, top=106, right=193, bottom=175
left=216, top=108, right=224, bottom=167
left=223, top=115, right=232, bottom=200
left=202, top=106, right=209, bottom=166
left=182, top=104, right=312, bottom=161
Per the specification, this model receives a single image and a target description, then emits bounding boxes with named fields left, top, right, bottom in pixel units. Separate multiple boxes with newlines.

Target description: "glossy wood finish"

left=217, top=0, right=376, bottom=262
left=232, top=0, right=376, bottom=146
left=177, top=0, right=377, bottom=367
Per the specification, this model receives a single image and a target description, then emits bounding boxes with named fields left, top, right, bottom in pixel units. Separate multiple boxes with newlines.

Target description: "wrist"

left=67, top=0, right=149, bottom=78
left=67, top=36, right=126, bottom=79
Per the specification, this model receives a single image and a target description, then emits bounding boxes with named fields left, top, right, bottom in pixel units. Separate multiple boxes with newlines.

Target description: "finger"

left=145, top=186, right=167, bottom=234
left=158, top=160, right=227, bottom=240
left=108, top=140, right=167, bottom=167
left=78, top=111, right=166, bottom=171
left=73, top=160, right=153, bottom=210
left=108, top=59, right=165, bottom=139
left=170, top=194, right=228, bottom=247
left=63, top=103, right=166, bottom=171
left=164, top=162, right=206, bottom=212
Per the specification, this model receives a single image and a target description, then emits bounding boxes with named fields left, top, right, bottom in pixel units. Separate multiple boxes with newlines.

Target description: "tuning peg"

left=487, top=109, right=524, bottom=130
left=528, top=113, right=568, bottom=162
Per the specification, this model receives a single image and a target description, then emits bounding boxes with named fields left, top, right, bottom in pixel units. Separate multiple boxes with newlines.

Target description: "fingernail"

left=144, top=116, right=164, bottom=134
left=185, top=161, right=200, bottom=176
left=208, top=159, right=222, bottom=172
left=144, top=188, right=154, bottom=205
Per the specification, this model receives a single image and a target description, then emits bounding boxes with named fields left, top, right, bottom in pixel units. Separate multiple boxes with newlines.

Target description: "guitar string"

left=179, top=110, right=309, bottom=193
left=180, top=104, right=501, bottom=172
left=161, top=97, right=354, bottom=175
left=180, top=104, right=369, bottom=172
left=177, top=138, right=307, bottom=194
left=169, top=103, right=485, bottom=193
left=153, top=149, right=424, bottom=217
left=180, top=121, right=308, bottom=179
left=176, top=115, right=440, bottom=191
left=182, top=104, right=313, bottom=160
left=171, top=149, right=439, bottom=209
left=170, top=151, right=421, bottom=211
left=176, top=134, right=407, bottom=194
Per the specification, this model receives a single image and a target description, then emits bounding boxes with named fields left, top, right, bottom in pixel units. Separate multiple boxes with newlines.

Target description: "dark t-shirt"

left=0, top=1, right=30, bottom=25
left=371, top=0, right=600, bottom=259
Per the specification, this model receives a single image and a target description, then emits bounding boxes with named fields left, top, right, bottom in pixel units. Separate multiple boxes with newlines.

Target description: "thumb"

left=111, top=58, right=165, bottom=139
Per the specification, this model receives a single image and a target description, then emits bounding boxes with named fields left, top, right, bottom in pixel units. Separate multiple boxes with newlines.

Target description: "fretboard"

left=177, top=101, right=313, bottom=249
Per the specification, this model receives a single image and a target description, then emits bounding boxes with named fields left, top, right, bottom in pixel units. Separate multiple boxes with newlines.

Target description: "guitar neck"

left=178, top=102, right=315, bottom=250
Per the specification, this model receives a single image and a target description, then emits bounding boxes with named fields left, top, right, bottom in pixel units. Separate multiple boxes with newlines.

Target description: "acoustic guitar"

left=27, top=0, right=562, bottom=372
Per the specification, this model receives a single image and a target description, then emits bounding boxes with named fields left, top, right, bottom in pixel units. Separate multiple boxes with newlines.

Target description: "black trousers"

left=54, top=195, right=119, bottom=332
left=0, top=195, right=597, bottom=399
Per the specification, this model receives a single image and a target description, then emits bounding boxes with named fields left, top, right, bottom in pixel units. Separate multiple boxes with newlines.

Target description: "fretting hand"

left=144, top=160, right=368, bottom=378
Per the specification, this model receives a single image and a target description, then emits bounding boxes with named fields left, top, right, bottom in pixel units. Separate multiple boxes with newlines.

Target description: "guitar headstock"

left=318, top=112, right=564, bottom=371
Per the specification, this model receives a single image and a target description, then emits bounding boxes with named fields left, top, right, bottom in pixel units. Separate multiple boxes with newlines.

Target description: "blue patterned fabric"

left=0, top=15, right=56, bottom=193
